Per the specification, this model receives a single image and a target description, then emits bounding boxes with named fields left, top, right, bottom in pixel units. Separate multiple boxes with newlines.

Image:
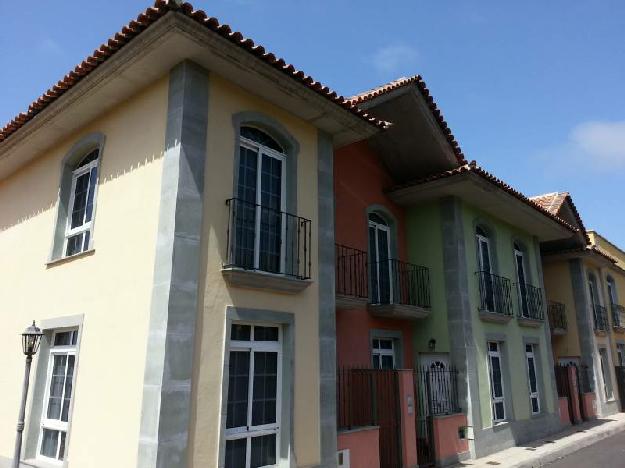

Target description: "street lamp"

left=13, top=321, right=43, bottom=468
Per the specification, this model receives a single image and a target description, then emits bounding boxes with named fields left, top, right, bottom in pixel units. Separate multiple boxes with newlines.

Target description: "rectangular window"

left=617, top=344, right=625, bottom=367
left=599, top=347, right=614, bottom=400
left=525, top=344, right=540, bottom=414
left=226, top=323, right=281, bottom=468
left=487, top=341, right=506, bottom=423
left=38, top=329, right=79, bottom=462
left=372, top=338, right=395, bottom=370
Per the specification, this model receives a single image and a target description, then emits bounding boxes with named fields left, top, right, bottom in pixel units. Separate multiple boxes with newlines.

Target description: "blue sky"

left=2, top=0, right=625, bottom=245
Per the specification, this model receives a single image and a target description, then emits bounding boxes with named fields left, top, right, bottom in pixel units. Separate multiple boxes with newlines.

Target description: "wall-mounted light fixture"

left=428, top=338, right=436, bottom=351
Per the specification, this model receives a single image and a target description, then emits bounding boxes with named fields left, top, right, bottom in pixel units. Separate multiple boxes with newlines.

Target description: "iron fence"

left=225, top=198, right=311, bottom=279
left=612, top=304, right=625, bottom=329
left=335, top=244, right=368, bottom=299
left=371, top=259, right=431, bottom=308
left=593, top=304, right=609, bottom=332
left=548, top=301, right=567, bottom=330
left=476, top=271, right=513, bottom=316
left=517, top=283, right=544, bottom=320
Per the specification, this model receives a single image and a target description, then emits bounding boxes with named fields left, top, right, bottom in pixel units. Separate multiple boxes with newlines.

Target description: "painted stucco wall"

left=0, top=76, right=168, bottom=467
left=461, top=204, right=556, bottom=429
left=543, top=261, right=582, bottom=359
left=190, top=74, right=323, bottom=467
left=406, top=200, right=450, bottom=356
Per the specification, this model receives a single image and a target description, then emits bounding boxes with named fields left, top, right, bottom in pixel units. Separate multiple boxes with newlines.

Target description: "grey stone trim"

left=24, top=315, right=84, bottom=466
left=317, top=130, right=338, bottom=467
left=219, top=307, right=295, bottom=468
left=48, top=132, right=105, bottom=261
left=439, top=196, right=480, bottom=457
left=369, top=329, right=404, bottom=368
left=522, top=336, right=540, bottom=345
left=231, top=111, right=299, bottom=215
left=137, top=61, right=209, bottom=468
left=485, top=332, right=507, bottom=342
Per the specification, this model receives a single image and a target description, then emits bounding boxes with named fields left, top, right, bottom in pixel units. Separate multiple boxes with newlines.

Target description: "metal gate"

left=337, top=368, right=402, bottom=468
left=615, top=366, right=625, bottom=412
left=554, top=365, right=575, bottom=424
left=554, top=364, right=592, bottom=422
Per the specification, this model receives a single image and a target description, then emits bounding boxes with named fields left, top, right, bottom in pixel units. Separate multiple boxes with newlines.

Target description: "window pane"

left=250, top=433, right=277, bottom=468
left=372, top=355, right=380, bottom=369
left=225, top=438, right=247, bottom=468
left=525, top=344, right=532, bottom=353
left=241, top=126, right=283, bottom=153
left=253, top=326, right=279, bottom=342
left=47, top=355, right=67, bottom=420
left=65, top=233, right=84, bottom=256
left=379, top=339, right=393, bottom=350
left=490, top=356, right=503, bottom=398
left=227, top=351, right=250, bottom=429
left=231, top=324, right=251, bottom=342
left=252, top=352, right=278, bottom=426
left=40, top=429, right=59, bottom=458
left=372, top=339, right=380, bottom=349
left=489, top=342, right=498, bottom=353
left=54, top=332, right=73, bottom=346
left=494, top=401, right=505, bottom=421
left=70, top=172, right=90, bottom=229
left=234, top=146, right=258, bottom=270
left=381, top=355, right=394, bottom=370
left=85, top=167, right=97, bottom=223
left=58, top=431, right=67, bottom=461
left=527, top=357, right=537, bottom=393
left=531, top=397, right=539, bottom=414
left=61, top=355, right=75, bottom=422
left=259, top=155, right=282, bottom=274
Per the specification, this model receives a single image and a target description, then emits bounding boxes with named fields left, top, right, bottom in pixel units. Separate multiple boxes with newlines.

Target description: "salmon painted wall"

left=334, top=141, right=406, bottom=258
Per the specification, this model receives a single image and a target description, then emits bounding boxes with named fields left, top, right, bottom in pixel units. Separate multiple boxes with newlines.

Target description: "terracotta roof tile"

left=347, top=75, right=466, bottom=165
left=390, top=161, right=578, bottom=234
left=530, top=191, right=588, bottom=242
left=0, top=0, right=389, bottom=144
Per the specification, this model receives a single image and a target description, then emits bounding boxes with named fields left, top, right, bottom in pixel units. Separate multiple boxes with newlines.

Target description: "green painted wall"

left=461, top=202, right=555, bottom=429
left=406, top=200, right=450, bottom=359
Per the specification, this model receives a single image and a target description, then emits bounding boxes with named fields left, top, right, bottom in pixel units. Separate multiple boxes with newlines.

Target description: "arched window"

left=514, top=242, right=530, bottom=317
left=607, top=276, right=618, bottom=306
left=65, top=148, right=100, bottom=256
left=369, top=212, right=393, bottom=304
left=476, top=225, right=495, bottom=312
left=233, top=126, right=286, bottom=273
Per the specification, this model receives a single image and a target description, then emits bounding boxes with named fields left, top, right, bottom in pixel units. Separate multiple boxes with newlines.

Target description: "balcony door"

left=514, top=245, right=529, bottom=317
left=476, top=228, right=495, bottom=312
left=369, top=214, right=392, bottom=304
left=236, top=127, right=286, bottom=274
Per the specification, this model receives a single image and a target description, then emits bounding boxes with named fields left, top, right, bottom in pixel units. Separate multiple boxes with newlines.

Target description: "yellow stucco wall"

left=0, top=76, right=168, bottom=467
left=189, top=75, right=322, bottom=467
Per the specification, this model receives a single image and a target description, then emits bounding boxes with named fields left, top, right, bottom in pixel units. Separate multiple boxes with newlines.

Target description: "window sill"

left=21, top=458, right=65, bottom=468
left=478, top=310, right=512, bottom=324
left=46, top=248, right=95, bottom=268
left=222, top=267, right=312, bottom=294
left=517, top=317, right=543, bottom=328
left=491, top=421, right=509, bottom=432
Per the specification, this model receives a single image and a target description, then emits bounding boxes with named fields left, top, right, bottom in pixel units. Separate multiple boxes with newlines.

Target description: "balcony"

left=336, top=244, right=369, bottom=309
left=612, top=304, right=625, bottom=332
left=476, top=271, right=513, bottom=323
left=593, top=304, right=609, bottom=334
left=367, top=259, right=431, bottom=320
left=517, top=283, right=545, bottom=327
left=548, top=301, right=567, bottom=335
left=222, top=198, right=312, bottom=293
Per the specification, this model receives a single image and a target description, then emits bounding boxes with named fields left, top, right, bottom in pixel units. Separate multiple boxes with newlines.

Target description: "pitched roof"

left=390, top=161, right=578, bottom=234
left=347, top=75, right=466, bottom=164
left=0, top=0, right=389, bottom=145
left=530, top=191, right=588, bottom=241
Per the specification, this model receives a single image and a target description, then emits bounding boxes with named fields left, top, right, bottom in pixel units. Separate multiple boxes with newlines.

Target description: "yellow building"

left=532, top=192, right=621, bottom=417
left=0, top=3, right=384, bottom=468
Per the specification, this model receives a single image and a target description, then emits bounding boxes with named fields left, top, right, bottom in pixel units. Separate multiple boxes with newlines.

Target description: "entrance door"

left=420, top=354, right=452, bottom=415
left=476, top=229, right=495, bottom=312
left=369, top=214, right=392, bottom=304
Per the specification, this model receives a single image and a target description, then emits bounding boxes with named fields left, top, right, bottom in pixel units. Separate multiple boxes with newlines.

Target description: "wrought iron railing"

left=225, top=198, right=312, bottom=279
left=476, top=271, right=513, bottom=316
left=593, top=304, right=609, bottom=332
left=612, top=304, right=625, bottom=329
left=414, top=365, right=461, bottom=416
left=517, top=283, right=544, bottom=320
left=335, top=244, right=368, bottom=299
left=548, top=301, right=567, bottom=330
left=370, top=259, right=431, bottom=308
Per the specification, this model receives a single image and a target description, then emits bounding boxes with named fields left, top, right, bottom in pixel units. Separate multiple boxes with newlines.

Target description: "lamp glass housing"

left=21, top=321, right=43, bottom=356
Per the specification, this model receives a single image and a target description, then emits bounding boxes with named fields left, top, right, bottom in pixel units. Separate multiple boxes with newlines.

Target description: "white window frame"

left=369, top=217, right=393, bottom=304
left=37, top=329, right=79, bottom=464
left=598, top=347, right=614, bottom=400
left=487, top=341, right=506, bottom=423
left=239, top=135, right=287, bottom=274
left=525, top=344, right=541, bottom=415
left=514, top=247, right=529, bottom=317
left=371, top=338, right=395, bottom=369
left=476, top=233, right=492, bottom=273
left=63, top=155, right=99, bottom=256
left=225, top=323, right=283, bottom=468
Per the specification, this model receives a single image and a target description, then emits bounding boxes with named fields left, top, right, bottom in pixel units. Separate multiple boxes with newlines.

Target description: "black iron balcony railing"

left=548, top=301, right=567, bottom=330
left=612, top=304, right=625, bottom=329
left=593, top=304, right=609, bottom=332
left=225, top=198, right=312, bottom=280
left=335, top=244, right=368, bottom=299
left=370, top=259, right=431, bottom=308
left=517, top=283, right=544, bottom=321
left=476, top=271, right=513, bottom=316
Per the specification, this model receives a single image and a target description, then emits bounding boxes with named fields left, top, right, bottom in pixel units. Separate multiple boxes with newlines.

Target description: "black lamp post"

left=13, top=321, right=43, bottom=468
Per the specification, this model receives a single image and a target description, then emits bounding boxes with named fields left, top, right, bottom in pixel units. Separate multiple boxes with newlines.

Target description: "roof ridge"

left=0, top=0, right=389, bottom=144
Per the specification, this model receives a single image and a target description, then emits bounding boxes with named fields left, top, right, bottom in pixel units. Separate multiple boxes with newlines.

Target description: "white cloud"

left=570, top=121, right=625, bottom=167
left=371, top=43, right=418, bottom=75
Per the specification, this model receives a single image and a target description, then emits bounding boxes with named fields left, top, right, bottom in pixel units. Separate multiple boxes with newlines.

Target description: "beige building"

left=0, top=2, right=385, bottom=468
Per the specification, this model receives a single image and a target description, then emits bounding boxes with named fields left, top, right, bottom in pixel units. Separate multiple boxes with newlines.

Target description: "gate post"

left=397, top=369, right=418, bottom=468
left=568, top=366, right=582, bottom=424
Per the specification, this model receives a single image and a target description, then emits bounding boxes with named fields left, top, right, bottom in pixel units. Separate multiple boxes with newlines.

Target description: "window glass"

left=231, top=324, right=251, bottom=342
left=254, top=326, right=279, bottom=342
left=487, top=341, right=506, bottom=422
